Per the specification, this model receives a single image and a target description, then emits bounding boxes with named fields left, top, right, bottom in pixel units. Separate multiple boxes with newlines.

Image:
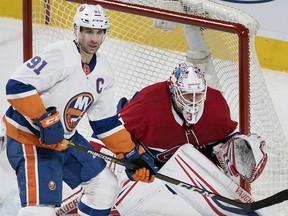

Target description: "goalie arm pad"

left=213, top=133, right=268, bottom=183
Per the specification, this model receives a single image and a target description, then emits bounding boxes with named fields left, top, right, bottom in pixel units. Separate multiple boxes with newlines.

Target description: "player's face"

left=78, top=27, right=106, bottom=54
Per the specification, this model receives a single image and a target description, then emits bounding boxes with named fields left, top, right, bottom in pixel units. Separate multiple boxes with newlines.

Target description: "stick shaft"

left=68, top=141, right=288, bottom=211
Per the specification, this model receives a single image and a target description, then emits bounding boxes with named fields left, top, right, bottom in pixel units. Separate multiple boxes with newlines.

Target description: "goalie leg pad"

left=114, top=176, right=164, bottom=215
left=158, top=144, right=272, bottom=216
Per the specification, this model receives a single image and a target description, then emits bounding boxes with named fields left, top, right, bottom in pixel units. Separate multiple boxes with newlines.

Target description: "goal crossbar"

left=22, top=0, right=288, bottom=213
left=23, top=0, right=250, bottom=134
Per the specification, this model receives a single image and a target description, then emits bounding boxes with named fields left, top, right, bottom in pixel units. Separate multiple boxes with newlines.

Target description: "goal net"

left=25, top=0, right=288, bottom=214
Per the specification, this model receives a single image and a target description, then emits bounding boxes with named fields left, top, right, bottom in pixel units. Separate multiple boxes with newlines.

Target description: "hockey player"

left=2, top=4, right=157, bottom=216
left=90, top=62, right=269, bottom=215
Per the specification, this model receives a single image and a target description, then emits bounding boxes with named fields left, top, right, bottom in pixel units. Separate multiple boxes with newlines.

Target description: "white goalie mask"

left=74, top=4, right=110, bottom=42
left=169, top=62, right=207, bottom=124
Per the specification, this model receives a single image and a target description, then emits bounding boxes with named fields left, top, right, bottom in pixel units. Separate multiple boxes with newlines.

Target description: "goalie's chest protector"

left=121, top=82, right=237, bottom=149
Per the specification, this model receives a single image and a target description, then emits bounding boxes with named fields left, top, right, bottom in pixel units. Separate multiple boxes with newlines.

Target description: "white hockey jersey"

left=3, top=40, right=134, bottom=153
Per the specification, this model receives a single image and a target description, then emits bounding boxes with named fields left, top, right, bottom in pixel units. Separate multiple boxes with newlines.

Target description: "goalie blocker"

left=213, top=133, right=268, bottom=183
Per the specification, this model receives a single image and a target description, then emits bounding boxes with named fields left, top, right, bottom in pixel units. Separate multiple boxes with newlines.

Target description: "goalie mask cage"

left=23, top=0, right=287, bottom=214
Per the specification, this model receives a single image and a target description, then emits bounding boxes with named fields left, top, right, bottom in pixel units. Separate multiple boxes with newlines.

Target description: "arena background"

left=1, top=0, right=288, bottom=72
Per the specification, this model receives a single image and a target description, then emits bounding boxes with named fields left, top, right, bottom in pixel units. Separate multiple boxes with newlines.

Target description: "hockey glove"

left=123, top=143, right=158, bottom=183
left=116, top=97, right=128, bottom=112
left=213, top=133, right=268, bottom=183
left=35, top=107, right=64, bottom=145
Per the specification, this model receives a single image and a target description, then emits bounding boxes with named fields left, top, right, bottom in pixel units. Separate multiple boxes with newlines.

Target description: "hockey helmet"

left=168, top=62, right=207, bottom=124
left=74, top=4, right=109, bottom=30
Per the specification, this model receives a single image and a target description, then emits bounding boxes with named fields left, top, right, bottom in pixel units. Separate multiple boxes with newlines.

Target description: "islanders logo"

left=64, top=93, right=94, bottom=131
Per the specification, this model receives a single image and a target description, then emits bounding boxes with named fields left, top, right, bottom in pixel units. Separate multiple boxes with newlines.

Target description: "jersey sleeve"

left=86, top=55, right=134, bottom=157
left=89, top=114, right=135, bottom=158
left=6, top=80, right=46, bottom=119
left=6, top=42, right=67, bottom=120
left=89, top=93, right=145, bottom=158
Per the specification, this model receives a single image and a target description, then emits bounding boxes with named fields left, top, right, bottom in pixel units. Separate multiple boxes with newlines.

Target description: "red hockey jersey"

left=119, top=81, right=237, bottom=161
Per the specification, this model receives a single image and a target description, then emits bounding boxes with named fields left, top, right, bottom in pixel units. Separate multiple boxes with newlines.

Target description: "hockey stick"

left=67, top=141, right=288, bottom=211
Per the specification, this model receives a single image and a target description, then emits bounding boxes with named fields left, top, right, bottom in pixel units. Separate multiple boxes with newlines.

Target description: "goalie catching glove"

left=213, top=133, right=268, bottom=183
left=123, top=143, right=158, bottom=183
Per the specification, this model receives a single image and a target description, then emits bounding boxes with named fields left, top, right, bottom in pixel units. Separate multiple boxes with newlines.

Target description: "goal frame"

left=23, top=0, right=250, bottom=135
left=22, top=0, right=254, bottom=194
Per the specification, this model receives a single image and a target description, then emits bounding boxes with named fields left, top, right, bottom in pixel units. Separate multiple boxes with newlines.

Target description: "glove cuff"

left=124, top=143, right=143, bottom=161
left=35, top=107, right=60, bottom=128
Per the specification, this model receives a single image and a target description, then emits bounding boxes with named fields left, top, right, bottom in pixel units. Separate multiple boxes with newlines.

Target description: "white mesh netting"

left=30, top=0, right=288, bottom=214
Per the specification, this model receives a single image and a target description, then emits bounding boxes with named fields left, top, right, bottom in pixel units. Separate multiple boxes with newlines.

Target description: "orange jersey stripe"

left=83, top=63, right=90, bottom=75
left=8, top=94, right=46, bottom=120
left=39, top=111, right=60, bottom=128
left=23, top=144, right=38, bottom=206
left=3, top=116, right=67, bottom=151
left=100, top=128, right=135, bottom=158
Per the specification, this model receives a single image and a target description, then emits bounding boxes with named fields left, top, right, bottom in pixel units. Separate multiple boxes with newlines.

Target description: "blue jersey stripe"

left=5, top=106, right=40, bottom=136
left=6, top=79, right=36, bottom=95
left=89, top=114, right=122, bottom=135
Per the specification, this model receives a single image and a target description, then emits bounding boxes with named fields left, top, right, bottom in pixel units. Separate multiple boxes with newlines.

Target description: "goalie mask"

left=168, top=62, right=207, bottom=124
left=74, top=4, right=109, bottom=42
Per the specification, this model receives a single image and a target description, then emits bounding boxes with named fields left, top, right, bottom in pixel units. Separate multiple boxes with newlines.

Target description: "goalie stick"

left=67, top=141, right=288, bottom=211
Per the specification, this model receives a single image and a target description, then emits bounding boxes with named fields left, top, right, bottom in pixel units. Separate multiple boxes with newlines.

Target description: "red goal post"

left=22, top=0, right=288, bottom=214
left=23, top=0, right=250, bottom=135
